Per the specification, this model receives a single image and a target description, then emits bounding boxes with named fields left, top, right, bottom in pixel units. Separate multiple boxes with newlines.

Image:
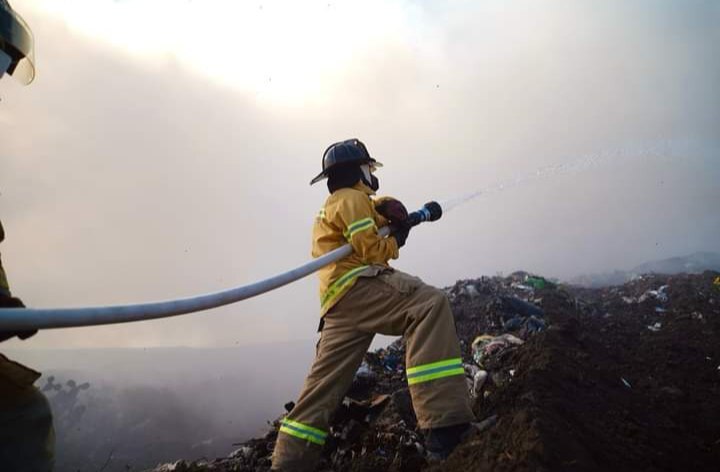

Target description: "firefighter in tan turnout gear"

left=1, top=2, right=55, bottom=470
left=271, top=139, right=475, bottom=470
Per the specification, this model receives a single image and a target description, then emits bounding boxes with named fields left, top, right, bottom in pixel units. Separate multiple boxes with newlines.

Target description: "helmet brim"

left=0, top=3, right=35, bottom=85
left=309, top=172, right=327, bottom=186
left=309, top=159, right=382, bottom=186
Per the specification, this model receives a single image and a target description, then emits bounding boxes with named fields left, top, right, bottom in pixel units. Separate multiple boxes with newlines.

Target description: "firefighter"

left=271, top=139, right=475, bottom=470
left=1, top=2, right=55, bottom=470
left=0, top=224, right=54, bottom=472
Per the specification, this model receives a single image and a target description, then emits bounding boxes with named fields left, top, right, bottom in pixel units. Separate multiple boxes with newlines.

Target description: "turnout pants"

left=0, top=356, right=55, bottom=472
left=271, top=269, right=475, bottom=471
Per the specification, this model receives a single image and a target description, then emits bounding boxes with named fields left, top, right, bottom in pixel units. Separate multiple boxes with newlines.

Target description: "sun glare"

left=27, top=0, right=415, bottom=106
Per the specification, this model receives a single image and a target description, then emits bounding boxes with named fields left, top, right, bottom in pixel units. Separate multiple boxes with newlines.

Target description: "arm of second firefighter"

left=335, top=192, right=399, bottom=263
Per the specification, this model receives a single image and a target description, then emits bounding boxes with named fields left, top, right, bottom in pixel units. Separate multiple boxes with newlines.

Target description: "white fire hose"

left=0, top=202, right=442, bottom=331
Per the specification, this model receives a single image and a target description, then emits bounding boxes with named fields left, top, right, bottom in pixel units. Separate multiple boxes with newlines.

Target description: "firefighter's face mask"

left=360, top=164, right=379, bottom=192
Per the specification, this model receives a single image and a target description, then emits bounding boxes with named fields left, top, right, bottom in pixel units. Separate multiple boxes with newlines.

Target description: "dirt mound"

left=153, top=271, right=720, bottom=472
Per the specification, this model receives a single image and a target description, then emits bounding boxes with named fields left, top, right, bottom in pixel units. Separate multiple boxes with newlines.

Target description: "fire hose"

left=0, top=202, right=443, bottom=331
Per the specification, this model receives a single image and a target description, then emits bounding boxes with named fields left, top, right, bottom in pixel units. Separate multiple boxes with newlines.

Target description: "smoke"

left=0, top=1, right=718, bottom=353
left=0, top=3, right=718, bottom=467
left=7, top=343, right=316, bottom=471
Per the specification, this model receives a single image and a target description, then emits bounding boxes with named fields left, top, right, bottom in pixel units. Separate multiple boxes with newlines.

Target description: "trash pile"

left=152, top=270, right=720, bottom=472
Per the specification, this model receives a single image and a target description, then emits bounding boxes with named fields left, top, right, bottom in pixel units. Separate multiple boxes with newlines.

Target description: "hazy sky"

left=1, top=0, right=719, bottom=349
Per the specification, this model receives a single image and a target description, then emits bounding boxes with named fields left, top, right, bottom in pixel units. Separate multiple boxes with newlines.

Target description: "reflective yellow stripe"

left=343, top=217, right=375, bottom=241
left=407, top=367, right=466, bottom=385
left=279, top=418, right=327, bottom=445
left=406, top=357, right=463, bottom=375
left=320, top=265, right=369, bottom=309
left=406, top=357, right=464, bottom=386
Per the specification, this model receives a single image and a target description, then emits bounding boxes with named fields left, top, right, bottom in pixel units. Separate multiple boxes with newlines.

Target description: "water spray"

left=437, top=138, right=688, bottom=216
left=0, top=202, right=445, bottom=331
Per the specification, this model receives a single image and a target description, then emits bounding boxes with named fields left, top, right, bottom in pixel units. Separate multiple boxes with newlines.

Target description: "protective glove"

left=375, top=198, right=408, bottom=224
left=391, top=222, right=411, bottom=248
left=0, top=295, right=36, bottom=343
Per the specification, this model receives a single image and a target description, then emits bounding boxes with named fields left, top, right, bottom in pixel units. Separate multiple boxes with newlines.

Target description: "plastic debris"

left=501, top=314, right=545, bottom=335
left=464, top=284, right=480, bottom=298
left=377, top=344, right=402, bottom=372
left=524, top=275, right=555, bottom=290
left=647, top=322, right=662, bottom=332
left=522, top=316, right=546, bottom=336
left=499, top=296, right=544, bottom=318
left=472, top=334, right=524, bottom=367
left=230, top=446, right=254, bottom=459
left=494, top=295, right=546, bottom=336
left=512, top=283, right=534, bottom=292
left=356, top=361, right=375, bottom=380
left=473, top=370, right=488, bottom=396
left=502, top=315, right=524, bottom=331
left=474, top=415, right=498, bottom=433
left=638, top=285, right=668, bottom=303
left=149, top=271, right=720, bottom=472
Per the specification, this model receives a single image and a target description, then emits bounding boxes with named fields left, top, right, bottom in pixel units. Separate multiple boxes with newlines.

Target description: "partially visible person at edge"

left=1, top=1, right=56, bottom=470
left=270, top=139, right=476, bottom=471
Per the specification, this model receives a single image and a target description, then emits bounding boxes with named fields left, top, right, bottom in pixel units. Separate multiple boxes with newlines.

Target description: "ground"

left=153, top=271, right=720, bottom=472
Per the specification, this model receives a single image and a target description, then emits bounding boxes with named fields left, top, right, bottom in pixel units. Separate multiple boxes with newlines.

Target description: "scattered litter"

left=647, top=322, right=662, bottom=332
left=464, top=284, right=480, bottom=298
left=472, top=334, right=524, bottom=367
left=524, top=275, right=554, bottom=290
left=149, top=271, right=720, bottom=472
left=230, top=446, right=253, bottom=459
left=474, top=415, right=498, bottom=433
left=512, top=283, right=534, bottom=291
left=356, top=361, right=375, bottom=379
left=638, top=285, right=668, bottom=303
left=473, top=370, right=488, bottom=396
left=499, top=296, right=544, bottom=318
left=373, top=343, right=403, bottom=372
left=502, top=314, right=546, bottom=335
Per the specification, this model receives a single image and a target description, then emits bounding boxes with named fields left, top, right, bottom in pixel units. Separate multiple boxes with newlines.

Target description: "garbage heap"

left=154, top=270, right=720, bottom=472
left=152, top=272, right=553, bottom=472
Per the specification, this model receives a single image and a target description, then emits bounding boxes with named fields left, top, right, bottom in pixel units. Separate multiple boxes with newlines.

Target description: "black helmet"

left=310, top=138, right=383, bottom=185
left=0, top=0, right=35, bottom=85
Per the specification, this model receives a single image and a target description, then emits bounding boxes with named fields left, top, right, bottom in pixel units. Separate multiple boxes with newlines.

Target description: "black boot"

left=425, top=422, right=472, bottom=460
